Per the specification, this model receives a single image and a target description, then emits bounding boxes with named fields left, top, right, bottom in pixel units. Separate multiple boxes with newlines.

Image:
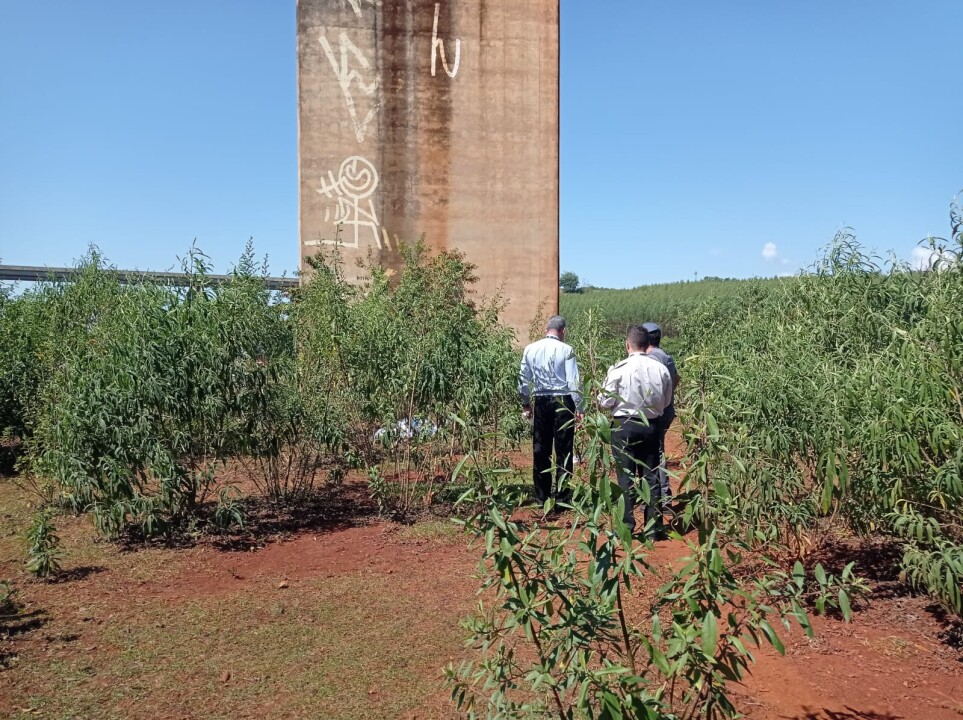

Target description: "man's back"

left=519, top=336, right=583, bottom=410
left=519, top=317, right=582, bottom=504
left=599, top=352, right=671, bottom=419
left=646, top=346, right=677, bottom=402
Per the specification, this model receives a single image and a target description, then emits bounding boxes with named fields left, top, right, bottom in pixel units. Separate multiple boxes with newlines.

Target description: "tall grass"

left=560, top=277, right=787, bottom=338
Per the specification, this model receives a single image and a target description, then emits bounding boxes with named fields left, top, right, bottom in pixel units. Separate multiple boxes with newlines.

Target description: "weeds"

left=806, top=562, right=870, bottom=621
left=26, top=509, right=62, bottom=579
left=367, top=466, right=391, bottom=518
left=0, top=581, right=15, bottom=617
left=213, top=486, right=246, bottom=531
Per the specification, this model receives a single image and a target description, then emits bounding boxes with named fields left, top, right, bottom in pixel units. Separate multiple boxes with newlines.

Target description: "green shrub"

left=808, top=561, right=870, bottom=621
left=560, top=276, right=787, bottom=339
left=0, top=255, right=119, bottom=442
left=30, top=245, right=290, bottom=537
left=448, top=402, right=812, bottom=719
left=294, top=238, right=520, bottom=519
left=673, top=196, right=963, bottom=615
left=3, top=237, right=521, bottom=536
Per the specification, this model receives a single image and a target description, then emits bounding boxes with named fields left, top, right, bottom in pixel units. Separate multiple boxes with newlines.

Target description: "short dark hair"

left=626, top=324, right=649, bottom=350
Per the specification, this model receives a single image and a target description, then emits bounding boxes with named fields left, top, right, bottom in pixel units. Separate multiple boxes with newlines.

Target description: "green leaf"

left=649, top=644, right=671, bottom=675
left=702, top=611, right=718, bottom=657
left=706, top=413, right=719, bottom=438
left=712, top=479, right=731, bottom=501
left=820, top=471, right=834, bottom=513
left=759, top=620, right=785, bottom=655
left=814, top=563, right=827, bottom=586
left=838, top=589, right=852, bottom=622
left=600, top=689, right=624, bottom=719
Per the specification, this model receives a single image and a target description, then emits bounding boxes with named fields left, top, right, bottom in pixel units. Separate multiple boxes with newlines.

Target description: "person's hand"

left=522, top=405, right=532, bottom=420
left=576, top=412, right=585, bottom=426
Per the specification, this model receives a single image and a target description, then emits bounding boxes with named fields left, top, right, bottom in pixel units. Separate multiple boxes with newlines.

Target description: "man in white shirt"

left=597, top=325, right=672, bottom=537
left=518, top=315, right=584, bottom=504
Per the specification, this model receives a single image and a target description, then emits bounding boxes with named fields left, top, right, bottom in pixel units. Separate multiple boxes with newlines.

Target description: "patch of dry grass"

left=0, top=479, right=470, bottom=720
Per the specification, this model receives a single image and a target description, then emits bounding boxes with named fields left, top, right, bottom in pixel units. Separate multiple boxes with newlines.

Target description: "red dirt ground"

left=2, top=431, right=962, bottom=719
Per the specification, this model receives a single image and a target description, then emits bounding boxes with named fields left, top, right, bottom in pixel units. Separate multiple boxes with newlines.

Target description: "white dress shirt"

left=518, top=335, right=584, bottom=412
left=598, top=352, right=671, bottom=419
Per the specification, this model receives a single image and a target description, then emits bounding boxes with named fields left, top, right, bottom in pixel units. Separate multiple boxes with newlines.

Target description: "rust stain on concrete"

left=297, top=0, right=559, bottom=337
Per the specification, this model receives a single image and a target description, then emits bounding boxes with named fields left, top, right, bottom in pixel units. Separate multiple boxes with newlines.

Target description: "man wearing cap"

left=598, top=325, right=672, bottom=536
left=518, top=315, right=584, bottom=505
left=642, top=321, right=680, bottom=501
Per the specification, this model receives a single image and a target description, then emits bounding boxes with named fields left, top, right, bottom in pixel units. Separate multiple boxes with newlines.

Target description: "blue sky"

left=1, top=1, right=960, bottom=288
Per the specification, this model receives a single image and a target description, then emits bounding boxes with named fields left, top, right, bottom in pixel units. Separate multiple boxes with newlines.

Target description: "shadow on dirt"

left=806, top=537, right=906, bottom=598
left=926, top=604, right=963, bottom=655
left=207, top=482, right=378, bottom=552
left=47, top=566, right=107, bottom=584
left=111, top=483, right=376, bottom=553
left=112, top=472, right=466, bottom=553
left=792, top=708, right=902, bottom=720
left=807, top=536, right=963, bottom=656
left=1, top=587, right=48, bottom=668
left=0, top=438, right=22, bottom=477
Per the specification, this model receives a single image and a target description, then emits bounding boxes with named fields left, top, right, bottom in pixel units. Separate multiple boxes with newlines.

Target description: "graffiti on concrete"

left=340, top=0, right=380, bottom=18
left=380, top=227, right=399, bottom=251
left=320, top=31, right=382, bottom=144
left=431, top=3, right=461, bottom=78
left=309, top=156, right=383, bottom=249
left=309, top=3, right=465, bottom=250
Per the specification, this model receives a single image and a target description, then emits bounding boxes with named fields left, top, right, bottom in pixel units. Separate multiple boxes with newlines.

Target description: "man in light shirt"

left=597, top=325, right=672, bottom=537
left=518, top=315, right=584, bottom=505
left=641, top=321, right=680, bottom=501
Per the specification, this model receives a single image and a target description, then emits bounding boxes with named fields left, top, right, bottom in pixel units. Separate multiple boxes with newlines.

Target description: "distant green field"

left=559, top=277, right=789, bottom=338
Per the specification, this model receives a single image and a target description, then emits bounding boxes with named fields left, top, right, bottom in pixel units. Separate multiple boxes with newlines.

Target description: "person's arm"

left=518, top=348, right=533, bottom=408
left=597, top=367, right=619, bottom=410
left=667, top=356, right=680, bottom=389
left=655, top=366, right=672, bottom=415
left=566, top=350, right=584, bottom=414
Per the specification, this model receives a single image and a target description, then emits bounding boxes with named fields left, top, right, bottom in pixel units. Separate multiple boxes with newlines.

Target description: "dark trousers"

left=611, top=417, right=662, bottom=533
left=657, top=407, right=675, bottom=498
left=532, top=395, right=576, bottom=503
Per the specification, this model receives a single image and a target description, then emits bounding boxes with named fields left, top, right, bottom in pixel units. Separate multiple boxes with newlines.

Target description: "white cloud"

left=910, top=246, right=958, bottom=271
left=911, top=247, right=937, bottom=270
left=762, top=242, right=778, bottom=261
